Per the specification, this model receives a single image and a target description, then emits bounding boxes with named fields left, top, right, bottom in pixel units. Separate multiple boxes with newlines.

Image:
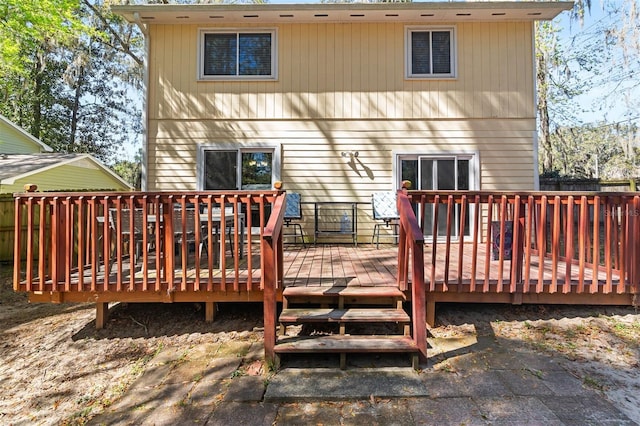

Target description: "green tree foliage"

left=537, top=0, right=640, bottom=178
left=546, top=122, right=639, bottom=179
left=0, top=0, right=143, bottom=163
left=112, top=148, right=143, bottom=189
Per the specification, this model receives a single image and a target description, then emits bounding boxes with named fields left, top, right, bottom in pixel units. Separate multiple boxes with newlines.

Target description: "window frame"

left=393, top=151, right=478, bottom=241
left=196, top=143, right=281, bottom=191
left=405, top=26, right=457, bottom=79
left=198, top=28, right=278, bottom=81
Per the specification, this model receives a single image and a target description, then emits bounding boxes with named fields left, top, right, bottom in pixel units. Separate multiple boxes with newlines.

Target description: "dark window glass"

left=458, top=160, right=470, bottom=190
left=203, top=32, right=272, bottom=77
left=432, top=31, right=451, bottom=74
left=239, top=33, right=272, bottom=76
left=410, top=30, right=452, bottom=75
left=204, top=150, right=237, bottom=190
left=411, top=31, right=430, bottom=75
left=203, top=34, right=237, bottom=76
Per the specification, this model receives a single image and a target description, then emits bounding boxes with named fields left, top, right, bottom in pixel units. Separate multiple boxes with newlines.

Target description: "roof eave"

left=111, top=2, right=574, bottom=25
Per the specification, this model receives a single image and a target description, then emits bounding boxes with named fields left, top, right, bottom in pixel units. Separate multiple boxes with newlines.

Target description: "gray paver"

left=420, top=370, right=474, bottom=398
left=476, top=396, right=563, bottom=424
left=275, top=402, right=342, bottom=425
left=208, top=402, right=278, bottom=426
left=408, top=397, right=487, bottom=426
left=457, top=370, right=513, bottom=397
left=539, top=395, right=637, bottom=425
left=264, top=367, right=428, bottom=402
left=495, top=368, right=554, bottom=396
left=224, top=375, right=266, bottom=402
left=85, top=331, right=639, bottom=426
left=199, top=357, right=243, bottom=383
left=341, top=400, right=415, bottom=426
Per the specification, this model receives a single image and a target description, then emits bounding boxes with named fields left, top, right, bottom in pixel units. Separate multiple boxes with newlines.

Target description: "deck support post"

left=426, top=297, right=436, bottom=327
left=96, top=302, right=109, bottom=329
left=205, top=302, right=216, bottom=322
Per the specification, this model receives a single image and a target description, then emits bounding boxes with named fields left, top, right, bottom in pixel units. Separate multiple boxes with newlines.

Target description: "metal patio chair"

left=371, top=191, right=400, bottom=248
left=284, top=192, right=306, bottom=247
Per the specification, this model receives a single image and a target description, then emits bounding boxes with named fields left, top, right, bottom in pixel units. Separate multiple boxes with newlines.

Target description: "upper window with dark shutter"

left=406, top=27, right=456, bottom=79
left=199, top=29, right=277, bottom=80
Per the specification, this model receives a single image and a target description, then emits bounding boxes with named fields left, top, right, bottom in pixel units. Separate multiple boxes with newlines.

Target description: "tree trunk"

left=31, top=53, right=45, bottom=141
left=537, top=49, right=553, bottom=173
left=69, top=64, right=85, bottom=148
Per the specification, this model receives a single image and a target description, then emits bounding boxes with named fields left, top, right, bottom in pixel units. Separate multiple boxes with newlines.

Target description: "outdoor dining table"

left=98, top=208, right=245, bottom=269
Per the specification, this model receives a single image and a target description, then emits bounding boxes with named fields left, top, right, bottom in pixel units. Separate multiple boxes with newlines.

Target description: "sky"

left=555, top=1, right=639, bottom=127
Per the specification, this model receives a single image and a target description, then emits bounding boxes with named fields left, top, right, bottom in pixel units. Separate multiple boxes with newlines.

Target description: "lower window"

left=396, top=153, right=476, bottom=239
left=201, top=147, right=279, bottom=190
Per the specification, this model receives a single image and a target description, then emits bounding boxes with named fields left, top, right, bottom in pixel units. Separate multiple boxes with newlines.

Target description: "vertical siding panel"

left=334, top=24, right=344, bottom=118
left=505, top=22, right=517, bottom=118
left=458, top=24, right=477, bottom=118
left=324, top=23, right=336, bottom=119
left=299, top=25, right=314, bottom=117
left=475, top=23, right=488, bottom=118
left=497, top=23, right=508, bottom=118
left=280, top=24, right=291, bottom=119
left=351, top=23, right=362, bottom=118
left=290, top=24, right=302, bottom=119
left=367, top=23, right=377, bottom=119
left=488, top=23, right=499, bottom=118
left=376, top=23, right=387, bottom=118
left=343, top=24, right=353, bottom=118
left=190, top=25, right=200, bottom=118
left=149, top=26, right=160, bottom=120
left=310, top=23, right=321, bottom=118
left=391, top=22, right=402, bottom=118
left=522, top=22, right=534, bottom=117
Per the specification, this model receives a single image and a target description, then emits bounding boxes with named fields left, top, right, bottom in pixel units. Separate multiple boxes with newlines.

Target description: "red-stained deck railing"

left=262, top=191, right=286, bottom=365
left=397, top=189, right=427, bottom=362
left=405, top=191, right=640, bottom=299
left=13, top=191, right=283, bottom=295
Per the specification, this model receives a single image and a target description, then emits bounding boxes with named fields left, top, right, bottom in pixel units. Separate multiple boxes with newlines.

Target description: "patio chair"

left=108, top=208, right=154, bottom=268
left=371, top=191, right=400, bottom=248
left=172, top=208, right=207, bottom=261
left=284, top=192, right=306, bottom=247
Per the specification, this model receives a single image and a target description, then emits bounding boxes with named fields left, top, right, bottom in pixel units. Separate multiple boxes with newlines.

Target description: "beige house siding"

left=148, top=21, right=534, bottom=121
left=149, top=118, right=534, bottom=193
left=145, top=20, right=537, bottom=240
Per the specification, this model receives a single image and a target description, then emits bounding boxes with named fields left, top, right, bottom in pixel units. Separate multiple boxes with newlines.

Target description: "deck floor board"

left=19, top=243, right=625, bottom=296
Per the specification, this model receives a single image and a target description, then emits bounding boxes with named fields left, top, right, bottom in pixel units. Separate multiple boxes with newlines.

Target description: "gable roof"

left=0, top=114, right=53, bottom=153
left=112, top=2, right=573, bottom=25
left=0, top=153, right=132, bottom=189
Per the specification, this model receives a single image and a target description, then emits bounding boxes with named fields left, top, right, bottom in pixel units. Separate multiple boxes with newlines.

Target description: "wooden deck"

left=13, top=190, right=640, bottom=364
left=21, top=242, right=628, bottom=302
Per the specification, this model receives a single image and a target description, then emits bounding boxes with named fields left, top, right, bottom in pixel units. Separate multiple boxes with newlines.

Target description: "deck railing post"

left=261, top=192, right=286, bottom=367
left=513, top=195, right=525, bottom=286
left=632, top=196, right=640, bottom=297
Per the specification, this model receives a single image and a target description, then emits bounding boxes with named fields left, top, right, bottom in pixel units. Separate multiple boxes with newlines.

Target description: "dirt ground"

left=1, top=265, right=639, bottom=425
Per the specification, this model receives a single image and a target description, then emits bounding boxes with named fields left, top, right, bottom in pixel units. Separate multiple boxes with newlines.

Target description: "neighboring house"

left=0, top=154, right=132, bottom=193
left=0, top=114, right=53, bottom=154
left=0, top=115, right=131, bottom=192
left=112, top=2, right=572, bottom=236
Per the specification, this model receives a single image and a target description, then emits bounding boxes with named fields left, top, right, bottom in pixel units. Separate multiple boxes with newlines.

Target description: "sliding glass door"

left=398, top=154, right=475, bottom=240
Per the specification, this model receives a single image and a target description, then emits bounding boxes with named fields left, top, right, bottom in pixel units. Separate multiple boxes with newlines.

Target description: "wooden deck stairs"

left=275, top=285, right=419, bottom=369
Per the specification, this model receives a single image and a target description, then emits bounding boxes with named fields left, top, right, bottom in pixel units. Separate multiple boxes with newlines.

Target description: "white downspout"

left=532, top=21, right=540, bottom=191
left=133, top=12, right=149, bottom=191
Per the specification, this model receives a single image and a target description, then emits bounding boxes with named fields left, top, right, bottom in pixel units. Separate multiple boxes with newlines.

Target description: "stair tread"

left=280, top=308, right=410, bottom=324
left=283, top=285, right=404, bottom=299
left=275, top=335, right=418, bottom=354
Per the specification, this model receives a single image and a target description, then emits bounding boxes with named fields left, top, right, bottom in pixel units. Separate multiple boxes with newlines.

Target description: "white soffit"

left=112, top=2, right=574, bottom=25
